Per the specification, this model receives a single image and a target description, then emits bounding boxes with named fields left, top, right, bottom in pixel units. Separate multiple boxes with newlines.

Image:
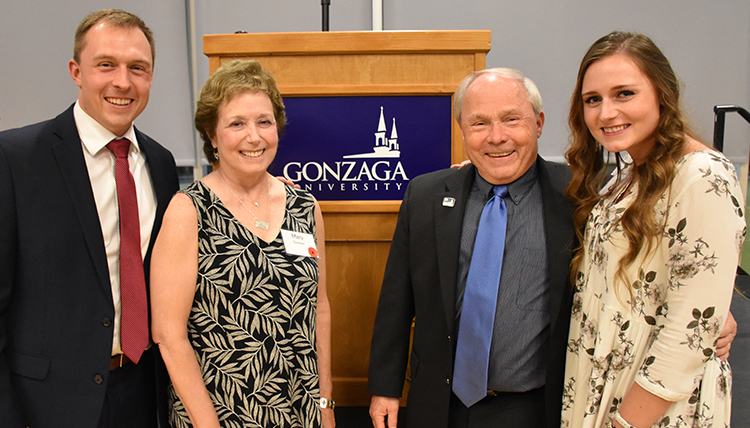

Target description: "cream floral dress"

left=561, top=150, right=745, bottom=428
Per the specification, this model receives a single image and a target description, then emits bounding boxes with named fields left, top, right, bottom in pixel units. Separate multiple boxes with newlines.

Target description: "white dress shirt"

left=74, top=101, right=157, bottom=356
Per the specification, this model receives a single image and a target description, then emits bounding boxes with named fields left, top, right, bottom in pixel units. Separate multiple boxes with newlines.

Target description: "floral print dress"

left=561, top=150, right=745, bottom=428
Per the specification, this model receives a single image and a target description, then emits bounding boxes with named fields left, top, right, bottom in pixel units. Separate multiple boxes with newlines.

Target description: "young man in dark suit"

left=0, top=9, right=179, bottom=428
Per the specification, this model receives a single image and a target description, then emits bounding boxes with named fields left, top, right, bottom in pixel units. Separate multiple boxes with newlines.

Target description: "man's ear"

left=535, top=111, right=545, bottom=138
left=69, top=59, right=82, bottom=88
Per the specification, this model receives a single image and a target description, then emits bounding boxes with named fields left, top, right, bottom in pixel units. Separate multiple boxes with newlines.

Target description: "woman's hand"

left=614, top=382, right=671, bottom=428
left=321, top=407, right=336, bottom=428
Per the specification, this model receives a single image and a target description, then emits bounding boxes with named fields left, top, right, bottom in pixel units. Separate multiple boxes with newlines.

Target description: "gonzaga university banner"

left=270, top=96, right=452, bottom=201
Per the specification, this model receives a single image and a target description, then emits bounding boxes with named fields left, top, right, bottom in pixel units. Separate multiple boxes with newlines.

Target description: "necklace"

left=219, top=173, right=270, bottom=230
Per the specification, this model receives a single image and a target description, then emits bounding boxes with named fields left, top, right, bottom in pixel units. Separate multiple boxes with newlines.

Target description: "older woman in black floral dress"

left=150, top=60, right=334, bottom=428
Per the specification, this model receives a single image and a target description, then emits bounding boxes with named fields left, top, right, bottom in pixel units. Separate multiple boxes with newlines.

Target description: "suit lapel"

left=50, top=107, right=111, bottom=295
left=135, top=128, right=174, bottom=253
left=537, top=157, right=575, bottom=335
left=435, top=166, right=475, bottom=333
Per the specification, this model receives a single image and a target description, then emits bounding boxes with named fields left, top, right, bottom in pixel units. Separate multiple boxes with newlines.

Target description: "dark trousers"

left=448, top=387, right=546, bottom=428
left=97, top=350, right=158, bottom=428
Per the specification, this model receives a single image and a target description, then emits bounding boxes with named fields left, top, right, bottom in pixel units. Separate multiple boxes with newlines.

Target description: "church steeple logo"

left=344, top=106, right=401, bottom=159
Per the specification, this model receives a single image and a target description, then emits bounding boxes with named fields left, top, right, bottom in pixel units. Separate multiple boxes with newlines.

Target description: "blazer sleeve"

left=0, top=140, right=27, bottom=427
left=368, top=182, right=417, bottom=398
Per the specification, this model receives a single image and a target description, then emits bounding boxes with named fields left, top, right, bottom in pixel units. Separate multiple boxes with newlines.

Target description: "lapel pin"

left=442, top=197, right=456, bottom=207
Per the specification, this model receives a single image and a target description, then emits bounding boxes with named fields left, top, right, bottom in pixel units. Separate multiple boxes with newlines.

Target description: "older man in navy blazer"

left=0, top=9, right=178, bottom=428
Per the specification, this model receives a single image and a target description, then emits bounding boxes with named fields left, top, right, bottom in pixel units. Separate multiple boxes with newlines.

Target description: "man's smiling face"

left=69, top=22, right=153, bottom=136
left=459, top=74, right=544, bottom=185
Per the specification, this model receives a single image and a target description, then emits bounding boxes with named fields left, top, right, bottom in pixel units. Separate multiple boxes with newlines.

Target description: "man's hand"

left=716, top=311, right=737, bottom=361
left=450, top=160, right=471, bottom=169
left=370, top=395, right=399, bottom=428
left=274, top=176, right=301, bottom=189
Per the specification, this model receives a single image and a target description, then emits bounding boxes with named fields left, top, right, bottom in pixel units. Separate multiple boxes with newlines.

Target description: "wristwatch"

left=320, top=397, right=336, bottom=409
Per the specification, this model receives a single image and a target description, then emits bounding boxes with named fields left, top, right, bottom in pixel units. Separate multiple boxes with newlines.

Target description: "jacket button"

left=94, top=375, right=104, bottom=384
left=447, top=335, right=451, bottom=341
left=445, top=378, right=451, bottom=385
left=102, top=318, right=112, bottom=327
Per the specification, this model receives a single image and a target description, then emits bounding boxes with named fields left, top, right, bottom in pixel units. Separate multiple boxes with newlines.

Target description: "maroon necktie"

left=107, top=139, right=148, bottom=364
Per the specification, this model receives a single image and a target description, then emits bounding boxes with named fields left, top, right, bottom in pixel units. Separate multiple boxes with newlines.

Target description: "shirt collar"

left=74, top=101, right=139, bottom=156
left=474, top=160, right=538, bottom=206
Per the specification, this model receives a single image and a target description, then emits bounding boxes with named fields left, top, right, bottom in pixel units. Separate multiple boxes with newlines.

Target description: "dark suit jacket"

left=0, top=105, right=179, bottom=428
left=368, top=157, right=575, bottom=428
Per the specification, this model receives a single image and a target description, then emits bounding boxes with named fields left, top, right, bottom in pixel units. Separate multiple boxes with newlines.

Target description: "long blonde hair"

left=565, top=31, right=698, bottom=290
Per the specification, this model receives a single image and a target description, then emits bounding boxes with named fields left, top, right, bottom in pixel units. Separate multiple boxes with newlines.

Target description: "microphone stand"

left=322, top=0, right=330, bottom=31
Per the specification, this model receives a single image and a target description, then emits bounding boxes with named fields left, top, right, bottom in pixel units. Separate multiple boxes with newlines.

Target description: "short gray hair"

left=453, top=67, right=543, bottom=124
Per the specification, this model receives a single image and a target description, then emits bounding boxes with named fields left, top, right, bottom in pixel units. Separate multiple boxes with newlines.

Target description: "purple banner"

left=270, top=96, right=452, bottom=201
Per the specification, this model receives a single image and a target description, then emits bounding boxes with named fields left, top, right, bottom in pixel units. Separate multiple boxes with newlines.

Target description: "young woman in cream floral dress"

left=562, top=31, right=745, bottom=428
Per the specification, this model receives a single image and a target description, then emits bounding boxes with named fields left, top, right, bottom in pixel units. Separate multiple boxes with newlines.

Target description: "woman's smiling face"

left=581, top=53, right=661, bottom=165
left=212, top=90, right=278, bottom=180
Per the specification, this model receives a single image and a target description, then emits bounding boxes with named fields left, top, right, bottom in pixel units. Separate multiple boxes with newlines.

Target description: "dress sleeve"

left=635, top=152, right=745, bottom=401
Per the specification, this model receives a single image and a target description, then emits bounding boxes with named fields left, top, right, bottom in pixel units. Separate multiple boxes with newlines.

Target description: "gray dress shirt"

left=455, top=161, right=550, bottom=392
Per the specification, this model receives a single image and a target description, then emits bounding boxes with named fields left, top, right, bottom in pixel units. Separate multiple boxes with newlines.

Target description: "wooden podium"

left=204, top=30, right=491, bottom=406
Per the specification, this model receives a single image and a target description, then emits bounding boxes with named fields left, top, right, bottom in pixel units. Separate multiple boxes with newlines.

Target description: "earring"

left=213, top=148, right=219, bottom=161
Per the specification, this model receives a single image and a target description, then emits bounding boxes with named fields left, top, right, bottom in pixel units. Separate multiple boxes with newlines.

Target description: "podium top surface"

left=203, top=30, right=491, bottom=56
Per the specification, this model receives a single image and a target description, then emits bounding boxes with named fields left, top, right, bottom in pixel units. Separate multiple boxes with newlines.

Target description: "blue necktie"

left=452, top=185, right=508, bottom=407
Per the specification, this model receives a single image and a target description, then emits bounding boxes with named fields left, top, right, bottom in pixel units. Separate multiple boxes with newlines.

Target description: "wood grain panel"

left=204, top=31, right=491, bottom=56
left=325, top=239, right=390, bottom=406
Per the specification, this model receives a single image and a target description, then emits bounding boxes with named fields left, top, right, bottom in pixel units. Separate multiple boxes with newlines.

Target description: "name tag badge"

left=280, top=229, right=319, bottom=258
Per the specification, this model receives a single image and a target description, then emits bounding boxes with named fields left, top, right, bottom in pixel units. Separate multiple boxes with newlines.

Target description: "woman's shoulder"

left=675, top=148, right=737, bottom=181
left=179, top=179, right=207, bottom=197
left=284, top=182, right=316, bottom=202
left=176, top=180, right=219, bottom=217
left=161, top=191, right=199, bottom=232
left=671, top=148, right=743, bottom=208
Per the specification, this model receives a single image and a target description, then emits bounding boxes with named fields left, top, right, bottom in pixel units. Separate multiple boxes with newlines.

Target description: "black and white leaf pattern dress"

left=169, top=181, right=322, bottom=428
left=561, top=150, right=745, bottom=428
